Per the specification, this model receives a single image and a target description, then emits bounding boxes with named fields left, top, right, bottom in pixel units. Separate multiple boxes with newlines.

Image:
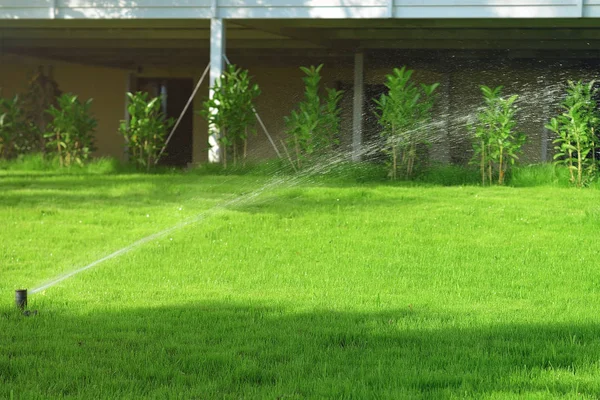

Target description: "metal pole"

left=352, top=52, right=364, bottom=162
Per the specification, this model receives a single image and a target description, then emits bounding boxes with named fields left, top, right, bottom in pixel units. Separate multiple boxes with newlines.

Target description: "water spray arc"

left=21, top=79, right=566, bottom=299
left=24, top=142, right=386, bottom=297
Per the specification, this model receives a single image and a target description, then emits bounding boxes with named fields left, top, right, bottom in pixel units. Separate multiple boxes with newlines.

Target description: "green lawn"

left=2, top=165, right=600, bottom=399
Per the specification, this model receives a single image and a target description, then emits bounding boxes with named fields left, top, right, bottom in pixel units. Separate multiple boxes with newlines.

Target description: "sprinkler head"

left=15, top=289, right=27, bottom=309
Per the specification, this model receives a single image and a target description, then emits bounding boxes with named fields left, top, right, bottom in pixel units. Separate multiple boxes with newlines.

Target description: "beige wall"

left=0, top=54, right=127, bottom=160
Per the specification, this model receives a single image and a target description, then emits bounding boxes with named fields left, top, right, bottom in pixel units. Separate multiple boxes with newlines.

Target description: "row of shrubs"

left=0, top=69, right=176, bottom=171
left=1, top=65, right=600, bottom=186
left=209, top=64, right=600, bottom=187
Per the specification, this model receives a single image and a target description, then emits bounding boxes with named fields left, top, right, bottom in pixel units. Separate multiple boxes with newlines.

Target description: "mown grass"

left=2, top=159, right=600, bottom=398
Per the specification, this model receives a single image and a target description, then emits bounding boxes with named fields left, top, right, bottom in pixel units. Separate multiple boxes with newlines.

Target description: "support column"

left=208, top=17, right=225, bottom=163
left=576, top=0, right=583, bottom=17
left=50, top=0, right=57, bottom=18
left=352, top=52, right=364, bottom=162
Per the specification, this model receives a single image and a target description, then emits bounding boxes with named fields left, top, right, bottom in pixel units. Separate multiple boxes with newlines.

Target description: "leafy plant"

left=0, top=94, right=36, bottom=159
left=284, top=64, right=344, bottom=169
left=469, top=85, right=525, bottom=185
left=45, top=93, right=97, bottom=167
left=119, top=92, right=174, bottom=171
left=21, top=67, right=62, bottom=153
left=373, top=67, right=439, bottom=180
left=546, top=80, right=599, bottom=187
left=201, top=64, right=261, bottom=168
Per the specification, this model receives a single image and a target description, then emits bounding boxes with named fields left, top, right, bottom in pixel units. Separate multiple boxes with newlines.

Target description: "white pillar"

left=352, top=52, right=364, bottom=162
left=208, top=17, right=225, bottom=163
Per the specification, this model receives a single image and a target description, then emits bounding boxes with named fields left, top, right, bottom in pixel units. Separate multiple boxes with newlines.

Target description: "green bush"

left=201, top=64, right=261, bottom=168
left=546, top=80, right=599, bottom=187
left=119, top=92, right=174, bottom=171
left=373, top=67, right=439, bottom=180
left=469, top=85, right=525, bottom=185
left=45, top=93, right=97, bottom=167
left=0, top=95, right=37, bottom=159
left=284, top=64, right=343, bottom=170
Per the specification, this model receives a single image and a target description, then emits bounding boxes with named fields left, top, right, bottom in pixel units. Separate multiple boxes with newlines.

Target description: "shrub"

left=45, top=93, right=97, bottom=167
left=201, top=64, right=261, bottom=168
left=21, top=67, right=62, bottom=153
left=469, top=85, right=525, bottom=185
left=373, top=67, right=439, bottom=180
left=0, top=95, right=36, bottom=159
left=119, top=92, right=174, bottom=171
left=546, top=80, right=599, bottom=187
left=284, top=64, right=344, bottom=169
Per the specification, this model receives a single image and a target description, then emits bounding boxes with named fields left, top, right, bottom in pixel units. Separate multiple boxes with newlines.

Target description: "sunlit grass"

left=2, top=162, right=600, bottom=398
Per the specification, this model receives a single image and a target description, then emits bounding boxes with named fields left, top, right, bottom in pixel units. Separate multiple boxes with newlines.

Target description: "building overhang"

left=0, top=0, right=596, bottom=21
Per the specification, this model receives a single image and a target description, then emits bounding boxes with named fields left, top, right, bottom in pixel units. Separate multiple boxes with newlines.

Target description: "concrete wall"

left=0, top=54, right=127, bottom=160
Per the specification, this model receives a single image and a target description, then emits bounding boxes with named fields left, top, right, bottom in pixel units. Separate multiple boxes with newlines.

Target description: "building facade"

left=1, top=1, right=599, bottom=165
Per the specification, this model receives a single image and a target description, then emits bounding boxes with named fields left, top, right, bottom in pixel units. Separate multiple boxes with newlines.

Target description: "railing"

left=0, top=0, right=593, bottom=20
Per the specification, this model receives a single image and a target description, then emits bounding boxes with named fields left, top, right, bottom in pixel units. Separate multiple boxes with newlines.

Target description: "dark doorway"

left=136, top=78, right=194, bottom=167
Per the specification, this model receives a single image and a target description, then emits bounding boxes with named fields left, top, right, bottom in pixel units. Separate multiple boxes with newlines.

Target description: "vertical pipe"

left=387, top=0, right=394, bottom=18
left=352, top=52, right=365, bottom=162
left=576, top=0, right=584, bottom=17
left=50, top=0, right=57, bottom=19
left=211, top=0, right=218, bottom=18
left=209, top=18, right=225, bottom=163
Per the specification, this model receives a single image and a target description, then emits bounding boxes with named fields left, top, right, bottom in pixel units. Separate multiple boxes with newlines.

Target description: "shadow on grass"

left=2, top=301, right=599, bottom=398
left=0, top=173, right=265, bottom=209
left=228, top=183, right=438, bottom=220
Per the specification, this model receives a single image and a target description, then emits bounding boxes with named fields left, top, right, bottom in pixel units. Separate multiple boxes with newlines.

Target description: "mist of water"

left=28, top=80, right=569, bottom=294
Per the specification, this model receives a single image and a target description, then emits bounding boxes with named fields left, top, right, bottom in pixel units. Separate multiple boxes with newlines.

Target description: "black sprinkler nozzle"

left=15, top=289, right=27, bottom=309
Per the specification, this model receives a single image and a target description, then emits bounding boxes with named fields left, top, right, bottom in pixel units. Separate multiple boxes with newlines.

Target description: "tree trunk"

left=480, top=140, right=486, bottom=185
left=233, top=140, right=237, bottom=168
left=498, top=147, right=504, bottom=185
left=568, top=150, right=575, bottom=184
left=487, top=144, right=493, bottom=184
left=294, top=136, right=301, bottom=170
left=222, top=128, right=228, bottom=169
left=392, top=146, right=397, bottom=180
left=576, top=140, right=582, bottom=187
